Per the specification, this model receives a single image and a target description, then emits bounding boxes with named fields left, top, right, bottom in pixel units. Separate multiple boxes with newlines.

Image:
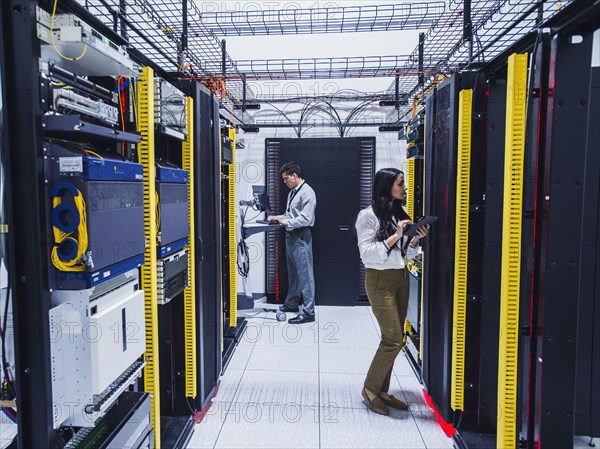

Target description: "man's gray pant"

left=284, top=228, right=315, bottom=316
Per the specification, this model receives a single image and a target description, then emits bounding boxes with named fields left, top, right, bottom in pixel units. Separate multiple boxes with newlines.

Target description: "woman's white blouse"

left=355, top=207, right=419, bottom=270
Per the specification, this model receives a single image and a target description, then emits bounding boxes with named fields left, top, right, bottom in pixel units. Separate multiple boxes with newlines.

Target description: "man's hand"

left=267, top=216, right=283, bottom=223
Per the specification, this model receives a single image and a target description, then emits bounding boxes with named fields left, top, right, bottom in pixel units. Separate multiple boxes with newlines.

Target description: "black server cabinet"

left=265, top=137, right=374, bottom=307
left=0, top=6, right=19, bottom=448
left=476, top=75, right=507, bottom=437
left=520, top=30, right=594, bottom=448
left=2, top=0, right=57, bottom=447
left=151, top=95, right=190, bottom=433
left=422, top=77, right=460, bottom=424
left=405, top=153, right=424, bottom=370
left=575, top=65, right=600, bottom=439
left=422, top=74, right=486, bottom=430
left=517, top=35, right=552, bottom=445
left=458, top=73, right=486, bottom=433
left=178, top=81, right=222, bottom=408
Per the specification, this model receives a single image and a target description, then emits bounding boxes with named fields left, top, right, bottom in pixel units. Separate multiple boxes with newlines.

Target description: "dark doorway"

left=265, top=137, right=374, bottom=307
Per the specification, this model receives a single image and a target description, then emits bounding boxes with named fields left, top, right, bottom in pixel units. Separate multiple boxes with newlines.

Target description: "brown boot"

left=380, top=393, right=409, bottom=410
left=361, top=387, right=390, bottom=416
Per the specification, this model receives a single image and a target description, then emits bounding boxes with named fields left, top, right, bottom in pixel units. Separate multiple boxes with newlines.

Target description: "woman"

left=355, top=168, right=429, bottom=416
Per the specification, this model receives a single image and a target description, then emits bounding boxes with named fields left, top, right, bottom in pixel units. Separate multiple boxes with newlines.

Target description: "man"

left=267, top=162, right=317, bottom=324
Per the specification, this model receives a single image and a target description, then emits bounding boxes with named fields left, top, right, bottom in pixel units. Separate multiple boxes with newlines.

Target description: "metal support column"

left=179, top=0, right=188, bottom=70
left=119, top=0, right=127, bottom=39
left=242, top=75, right=247, bottom=113
left=2, top=0, right=55, bottom=446
left=395, top=75, right=400, bottom=110
left=464, top=0, right=473, bottom=66
left=222, top=39, right=227, bottom=76
left=419, top=33, right=425, bottom=88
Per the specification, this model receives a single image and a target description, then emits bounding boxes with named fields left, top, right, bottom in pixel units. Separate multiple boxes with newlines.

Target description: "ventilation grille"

left=358, top=138, right=376, bottom=303
left=266, top=140, right=282, bottom=302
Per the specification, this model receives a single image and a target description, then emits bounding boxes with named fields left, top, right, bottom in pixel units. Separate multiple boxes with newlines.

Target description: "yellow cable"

left=155, top=193, right=161, bottom=234
left=86, top=150, right=103, bottom=159
left=51, top=188, right=88, bottom=272
left=51, top=0, right=88, bottom=62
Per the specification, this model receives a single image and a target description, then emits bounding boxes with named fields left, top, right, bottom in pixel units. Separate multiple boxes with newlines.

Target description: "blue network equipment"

left=155, top=165, right=190, bottom=304
left=44, top=142, right=145, bottom=289
left=156, top=165, right=189, bottom=258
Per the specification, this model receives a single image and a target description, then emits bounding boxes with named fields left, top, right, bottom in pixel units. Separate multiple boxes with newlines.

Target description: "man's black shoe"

left=288, top=314, right=316, bottom=324
left=279, top=305, right=299, bottom=313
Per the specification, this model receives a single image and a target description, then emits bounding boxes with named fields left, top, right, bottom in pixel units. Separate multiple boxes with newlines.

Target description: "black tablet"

left=404, top=216, right=438, bottom=237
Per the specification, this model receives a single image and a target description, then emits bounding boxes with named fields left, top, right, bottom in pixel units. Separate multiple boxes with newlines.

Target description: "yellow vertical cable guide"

left=497, top=53, right=529, bottom=449
left=138, top=66, right=161, bottom=447
left=407, top=158, right=415, bottom=220
left=228, top=128, right=237, bottom=327
left=220, top=129, right=224, bottom=352
left=405, top=157, right=416, bottom=335
left=182, top=97, right=197, bottom=398
left=451, top=89, right=473, bottom=412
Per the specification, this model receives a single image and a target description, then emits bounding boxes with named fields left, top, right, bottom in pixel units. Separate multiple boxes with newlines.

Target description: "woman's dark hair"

left=280, top=162, right=302, bottom=178
left=372, top=168, right=410, bottom=242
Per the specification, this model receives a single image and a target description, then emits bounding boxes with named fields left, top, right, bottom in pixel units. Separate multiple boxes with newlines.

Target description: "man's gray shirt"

left=280, top=181, right=317, bottom=231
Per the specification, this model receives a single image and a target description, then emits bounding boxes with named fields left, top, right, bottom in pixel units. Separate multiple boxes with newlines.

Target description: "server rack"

left=421, top=72, right=486, bottom=431
left=1, top=1, right=226, bottom=446
left=0, top=4, right=19, bottom=447
left=575, top=59, right=600, bottom=440
left=178, top=80, right=223, bottom=407
left=448, top=3, right=600, bottom=447
left=422, top=76, right=460, bottom=425
left=517, top=26, right=595, bottom=449
left=3, top=1, right=57, bottom=446
left=264, top=137, right=375, bottom=307
left=450, top=73, right=486, bottom=435
left=221, top=123, right=245, bottom=369
left=150, top=79, right=196, bottom=447
left=404, top=113, right=425, bottom=378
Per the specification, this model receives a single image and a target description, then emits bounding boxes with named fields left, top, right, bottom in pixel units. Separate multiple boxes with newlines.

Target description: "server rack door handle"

left=339, top=226, right=350, bottom=231
left=198, top=236, right=204, bottom=262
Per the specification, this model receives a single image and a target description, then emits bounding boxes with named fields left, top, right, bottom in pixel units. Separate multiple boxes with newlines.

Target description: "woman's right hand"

left=395, top=220, right=413, bottom=238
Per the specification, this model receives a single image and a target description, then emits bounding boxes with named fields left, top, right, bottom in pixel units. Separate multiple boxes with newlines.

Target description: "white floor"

left=0, top=305, right=597, bottom=448
left=186, top=305, right=455, bottom=449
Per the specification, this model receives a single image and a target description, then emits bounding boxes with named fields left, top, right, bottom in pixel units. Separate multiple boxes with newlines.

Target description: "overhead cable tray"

left=254, top=119, right=403, bottom=128
left=386, top=0, right=571, bottom=98
left=256, top=91, right=395, bottom=103
left=196, top=2, right=446, bottom=36
left=76, top=0, right=255, bottom=111
left=233, top=55, right=436, bottom=80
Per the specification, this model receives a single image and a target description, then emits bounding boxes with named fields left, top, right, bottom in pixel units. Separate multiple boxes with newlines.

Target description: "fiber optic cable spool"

left=45, top=142, right=145, bottom=290
left=50, top=181, right=88, bottom=273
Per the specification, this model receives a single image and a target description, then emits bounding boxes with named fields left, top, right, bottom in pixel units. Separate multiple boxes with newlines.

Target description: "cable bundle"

left=50, top=182, right=89, bottom=272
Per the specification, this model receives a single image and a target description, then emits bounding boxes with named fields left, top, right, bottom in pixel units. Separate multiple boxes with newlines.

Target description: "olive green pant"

left=364, top=268, right=410, bottom=394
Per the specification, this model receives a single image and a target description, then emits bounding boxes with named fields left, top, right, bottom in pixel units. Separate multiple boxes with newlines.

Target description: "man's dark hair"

left=280, top=162, right=302, bottom=178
